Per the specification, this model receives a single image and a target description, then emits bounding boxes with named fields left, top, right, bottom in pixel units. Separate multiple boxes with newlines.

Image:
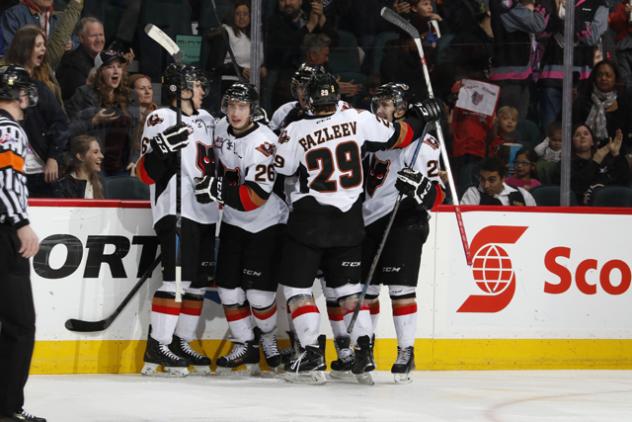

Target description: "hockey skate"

left=169, top=335, right=212, bottom=375
left=391, top=346, right=415, bottom=384
left=351, top=335, right=375, bottom=385
left=215, top=340, right=261, bottom=376
left=141, top=334, right=189, bottom=377
left=4, top=409, right=47, bottom=421
left=328, top=336, right=355, bottom=381
left=283, top=344, right=327, bottom=385
left=260, top=332, right=283, bottom=374
left=279, top=330, right=300, bottom=366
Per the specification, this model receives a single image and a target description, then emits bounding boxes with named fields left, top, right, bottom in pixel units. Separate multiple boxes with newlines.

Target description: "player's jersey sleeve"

left=135, top=109, right=175, bottom=185
left=222, top=131, right=277, bottom=212
left=273, top=127, right=300, bottom=177
left=358, top=110, right=418, bottom=152
left=403, top=134, right=446, bottom=209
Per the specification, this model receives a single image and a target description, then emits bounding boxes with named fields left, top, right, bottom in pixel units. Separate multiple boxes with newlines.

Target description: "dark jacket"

left=489, top=0, right=548, bottom=82
left=54, top=175, right=88, bottom=198
left=66, top=85, right=140, bottom=174
left=22, top=80, right=69, bottom=163
left=539, top=0, right=607, bottom=87
left=57, top=45, right=96, bottom=101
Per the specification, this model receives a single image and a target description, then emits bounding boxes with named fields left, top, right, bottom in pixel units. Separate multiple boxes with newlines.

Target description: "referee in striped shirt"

left=0, top=65, right=45, bottom=422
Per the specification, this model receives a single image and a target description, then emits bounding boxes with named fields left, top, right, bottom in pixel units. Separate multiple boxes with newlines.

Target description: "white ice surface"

left=24, top=371, right=632, bottom=422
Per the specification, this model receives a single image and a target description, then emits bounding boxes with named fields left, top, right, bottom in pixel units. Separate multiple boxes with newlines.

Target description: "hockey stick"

left=145, top=23, right=185, bottom=302
left=65, top=255, right=161, bottom=332
left=381, top=7, right=472, bottom=266
left=347, top=122, right=432, bottom=334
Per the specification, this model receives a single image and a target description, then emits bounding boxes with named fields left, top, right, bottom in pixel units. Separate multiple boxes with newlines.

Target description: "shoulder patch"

left=256, top=142, right=275, bottom=157
left=147, top=114, right=164, bottom=127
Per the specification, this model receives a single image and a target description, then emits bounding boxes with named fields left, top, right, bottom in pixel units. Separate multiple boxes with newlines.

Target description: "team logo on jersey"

left=423, top=135, right=440, bottom=150
left=147, top=114, right=164, bottom=127
left=255, top=142, right=275, bottom=157
left=278, top=129, right=290, bottom=144
left=215, top=136, right=237, bottom=155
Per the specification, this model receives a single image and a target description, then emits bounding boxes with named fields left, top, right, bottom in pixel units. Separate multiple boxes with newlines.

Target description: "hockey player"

left=363, top=82, right=445, bottom=383
left=135, top=63, right=218, bottom=376
left=0, top=65, right=46, bottom=422
left=274, top=72, right=441, bottom=384
left=195, top=82, right=288, bottom=375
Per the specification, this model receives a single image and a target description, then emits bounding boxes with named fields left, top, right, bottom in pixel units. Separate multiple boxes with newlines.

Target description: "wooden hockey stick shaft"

left=347, top=122, right=432, bottom=334
left=381, top=7, right=472, bottom=266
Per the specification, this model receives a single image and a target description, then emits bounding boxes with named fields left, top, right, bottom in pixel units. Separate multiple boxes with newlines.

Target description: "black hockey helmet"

left=221, top=82, right=259, bottom=115
left=0, top=65, right=38, bottom=107
left=161, top=63, right=209, bottom=98
left=306, top=72, right=339, bottom=110
left=290, top=63, right=325, bottom=99
left=371, top=82, right=410, bottom=115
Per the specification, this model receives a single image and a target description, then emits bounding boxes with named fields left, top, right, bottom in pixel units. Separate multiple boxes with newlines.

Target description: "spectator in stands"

left=609, top=0, right=632, bottom=89
left=4, top=24, right=69, bottom=197
left=0, top=0, right=78, bottom=56
left=128, top=73, right=156, bottom=168
left=55, top=134, right=104, bottom=199
left=537, top=0, right=607, bottom=132
left=461, top=156, right=537, bottom=205
left=489, top=0, right=547, bottom=119
left=57, top=16, right=104, bottom=101
left=535, top=120, right=562, bottom=162
left=66, top=49, right=138, bottom=177
left=381, top=0, right=444, bottom=100
left=265, top=0, right=337, bottom=109
left=493, top=105, right=521, bottom=145
left=505, top=147, right=541, bottom=190
left=574, top=60, right=632, bottom=151
left=205, top=0, right=266, bottom=101
left=554, top=123, right=631, bottom=204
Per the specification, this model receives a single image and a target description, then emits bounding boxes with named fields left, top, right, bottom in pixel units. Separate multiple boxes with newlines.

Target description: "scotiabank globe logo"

left=457, top=225, right=528, bottom=313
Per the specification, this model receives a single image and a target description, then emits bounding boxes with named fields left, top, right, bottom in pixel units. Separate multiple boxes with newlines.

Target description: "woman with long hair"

left=128, top=73, right=157, bottom=169
left=55, top=135, right=104, bottom=199
left=66, top=49, right=139, bottom=177
left=4, top=24, right=69, bottom=197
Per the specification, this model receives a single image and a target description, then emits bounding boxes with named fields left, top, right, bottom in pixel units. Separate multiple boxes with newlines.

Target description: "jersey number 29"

left=306, top=141, right=362, bottom=192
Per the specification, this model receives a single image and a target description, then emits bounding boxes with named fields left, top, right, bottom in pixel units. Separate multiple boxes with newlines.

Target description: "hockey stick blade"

left=144, top=24, right=182, bottom=63
left=380, top=7, right=420, bottom=39
left=64, top=256, right=161, bottom=332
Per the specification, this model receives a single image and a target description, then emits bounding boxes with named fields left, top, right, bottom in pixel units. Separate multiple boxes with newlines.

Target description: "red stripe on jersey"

left=225, top=306, right=251, bottom=322
left=393, top=303, right=418, bottom=316
left=252, top=304, right=277, bottom=320
left=151, top=304, right=181, bottom=315
left=135, top=156, right=155, bottom=185
left=181, top=299, right=203, bottom=316
left=238, top=185, right=266, bottom=211
left=431, top=184, right=445, bottom=210
left=345, top=305, right=370, bottom=315
left=369, top=301, right=380, bottom=315
left=326, top=306, right=345, bottom=321
left=291, top=305, right=320, bottom=319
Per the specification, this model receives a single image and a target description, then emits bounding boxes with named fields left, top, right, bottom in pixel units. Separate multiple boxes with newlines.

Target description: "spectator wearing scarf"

left=574, top=60, right=632, bottom=150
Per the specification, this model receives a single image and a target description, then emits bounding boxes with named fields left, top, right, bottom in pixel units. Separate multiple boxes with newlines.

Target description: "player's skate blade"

left=140, top=362, right=189, bottom=377
left=283, top=370, right=327, bottom=385
left=328, top=370, right=356, bottom=382
left=393, top=372, right=413, bottom=384
left=215, top=363, right=261, bottom=377
left=189, top=365, right=212, bottom=376
left=355, top=372, right=375, bottom=385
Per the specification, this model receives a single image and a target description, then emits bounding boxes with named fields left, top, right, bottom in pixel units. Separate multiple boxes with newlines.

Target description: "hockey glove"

left=194, top=175, right=223, bottom=204
left=395, top=167, right=434, bottom=207
left=409, top=98, right=443, bottom=123
left=150, top=122, right=190, bottom=157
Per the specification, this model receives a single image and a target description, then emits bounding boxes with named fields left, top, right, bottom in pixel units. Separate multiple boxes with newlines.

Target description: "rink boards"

left=27, top=200, right=632, bottom=374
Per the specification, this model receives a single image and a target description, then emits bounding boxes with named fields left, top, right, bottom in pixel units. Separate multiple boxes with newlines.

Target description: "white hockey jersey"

left=275, top=108, right=416, bottom=212
left=213, top=118, right=288, bottom=233
left=137, top=107, right=219, bottom=226
left=363, top=133, right=443, bottom=226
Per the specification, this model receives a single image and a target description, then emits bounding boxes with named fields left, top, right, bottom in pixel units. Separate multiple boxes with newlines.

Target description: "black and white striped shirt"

left=0, top=110, right=29, bottom=228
